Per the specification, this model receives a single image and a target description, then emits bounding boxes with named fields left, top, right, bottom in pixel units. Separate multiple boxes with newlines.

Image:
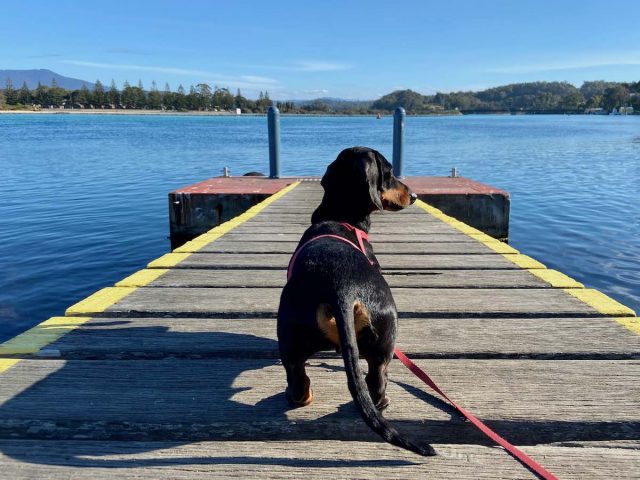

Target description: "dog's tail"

left=334, top=296, right=436, bottom=457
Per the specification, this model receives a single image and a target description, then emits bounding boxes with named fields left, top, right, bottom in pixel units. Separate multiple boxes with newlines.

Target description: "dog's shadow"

left=0, top=323, right=429, bottom=470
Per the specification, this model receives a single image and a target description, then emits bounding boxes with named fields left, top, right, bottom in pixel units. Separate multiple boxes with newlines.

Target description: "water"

left=0, top=114, right=638, bottom=342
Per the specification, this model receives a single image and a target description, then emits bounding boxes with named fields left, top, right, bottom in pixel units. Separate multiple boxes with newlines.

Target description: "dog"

left=277, top=146, right=435, bottom=456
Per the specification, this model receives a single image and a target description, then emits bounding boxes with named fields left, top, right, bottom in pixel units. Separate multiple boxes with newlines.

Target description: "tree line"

left=1, top=77, right=639, bottom=114
left=0, top=78, right=279, bottom=113
left=372, top=81, right=640, bottom=114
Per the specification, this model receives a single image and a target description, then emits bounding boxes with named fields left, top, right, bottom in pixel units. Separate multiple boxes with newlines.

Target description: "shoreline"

left=0, top=109, right=635, bottom=117
left=0, top=109, right=461, bottom=117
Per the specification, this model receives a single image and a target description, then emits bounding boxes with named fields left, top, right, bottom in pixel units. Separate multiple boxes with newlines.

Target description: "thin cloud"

left=106, top=47, right=151, bottom=55
left=62, top=60, right=280, bottom=89
left=489, top=53, right=640, bottom=74
left=63, top=60, right=222, bottom=77
left=243, top=60, right=352, bottom=72
left=302, top=89, right=330, bottom=95
left=26, top=53, right=64, bottom=58
left=293, top=61, right=351, bottom=72
left=240, top=75, right=279, bottom=85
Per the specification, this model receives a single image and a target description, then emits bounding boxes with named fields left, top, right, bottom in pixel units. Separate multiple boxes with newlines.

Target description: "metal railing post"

left=267, top=106, right=281, bottom=178
left=392, top=106, right=405, bottom=178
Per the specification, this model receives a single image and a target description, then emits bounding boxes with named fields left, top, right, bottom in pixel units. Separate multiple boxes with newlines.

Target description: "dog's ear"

left=321, top=147, right=383, bottom=212
left=366, top=151, right=384, bottom=211
left=320, top=155, right=344, bottom=193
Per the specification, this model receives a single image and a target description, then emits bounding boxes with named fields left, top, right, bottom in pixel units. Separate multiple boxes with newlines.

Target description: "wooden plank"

left=262, top=205, right=430, bottom=214
left=0, top=359, right=638, bottom=445
left=128, top=268, right=555, bottom=289
left=219, top=232, right=478, bottom=243
left=222, top=225, right=306, bottom=234
left=194, top=241, right=502, bottom=255
left=1, top=439, right=638, bottom=480
left=368, top=224, right=465, bottom=234
left=33, top=316, right=640, bottom=360
left=153, top=253, right=526, bottom=270
left=252, top=213, right=443, bottom=223
left=86, top=287, right=600, bottom=318
left=239, top=218, right=449, bottom=228
left=229, top=222, right=462, bottom=235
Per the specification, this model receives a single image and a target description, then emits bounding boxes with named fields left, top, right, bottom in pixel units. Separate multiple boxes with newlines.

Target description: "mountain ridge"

left=0, top=69, right=94, bottom=90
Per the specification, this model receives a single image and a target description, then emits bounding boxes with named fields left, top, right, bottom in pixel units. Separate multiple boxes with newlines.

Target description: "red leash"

left=394, top=348, right=558, bottom=480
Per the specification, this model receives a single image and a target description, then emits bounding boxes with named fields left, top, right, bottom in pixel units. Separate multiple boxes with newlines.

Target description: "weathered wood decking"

left=1, top=181, right=639, bottom=479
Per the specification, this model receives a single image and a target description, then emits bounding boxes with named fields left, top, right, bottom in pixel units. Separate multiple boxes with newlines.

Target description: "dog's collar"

left=339, top=222, right=369, bottom=254
left=287, top=223, right=373, bottom=281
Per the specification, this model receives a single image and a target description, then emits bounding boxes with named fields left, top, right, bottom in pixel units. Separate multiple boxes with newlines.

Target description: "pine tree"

left=93, top=80, right=105, bottom=108
left=17, top=81, right=31, bottom=106
left=121, top=80, right=132, bottom=108
left=34, top=82, right=49, bottom=107
left=175, top=84, right=186, bottom=110
left=148, top=80, right=162, bottom=109
left=76, top=84, right=90, bottom=107
left=108, top=79, right=119, bottom=108
left=162, top=83, right=172, bottom=110
left=4, top=77, right=16, bottom=105
left=49, top=78, right=64, bottom=107
left=234, top=88, right=245, bottom=110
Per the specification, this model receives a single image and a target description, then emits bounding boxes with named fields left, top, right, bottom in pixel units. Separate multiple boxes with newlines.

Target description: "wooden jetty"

left=1, top=180, right=639, bottom=479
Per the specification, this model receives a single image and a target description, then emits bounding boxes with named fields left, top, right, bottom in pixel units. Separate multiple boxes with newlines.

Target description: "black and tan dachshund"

left=277, top=146, right=436, bottom=456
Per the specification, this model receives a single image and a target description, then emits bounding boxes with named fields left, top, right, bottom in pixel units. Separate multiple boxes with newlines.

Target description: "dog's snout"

left=410, top=192, right=418, bottom=204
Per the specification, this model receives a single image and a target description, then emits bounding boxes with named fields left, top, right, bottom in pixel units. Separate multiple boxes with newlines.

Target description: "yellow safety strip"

left=615, top=317, right=640, bottom=335
left=0, top=316, right=91, bottom=373
left=147, top=252, right=192, bottom=268
left=527, top=269, right=584, bottom=289
left=564, top=289, right=636, bottom=317
left=115, top=268, right=169, bottom=287
left=414, top=198, right=638, bottom=333
left=65, top=286, right=137, bottom=316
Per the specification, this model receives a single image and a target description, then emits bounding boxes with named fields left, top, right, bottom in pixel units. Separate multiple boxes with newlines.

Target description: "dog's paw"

left=285, top=386, right=314, bottom=408
left=376, top=396, right=390, bottom=411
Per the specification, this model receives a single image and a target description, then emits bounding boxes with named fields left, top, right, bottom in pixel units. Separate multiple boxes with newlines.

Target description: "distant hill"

left=370, top=81, right=640, bottom=114
left=293, top=97, right=373, bottom=111
left=0, top=69, right=93, bottom=90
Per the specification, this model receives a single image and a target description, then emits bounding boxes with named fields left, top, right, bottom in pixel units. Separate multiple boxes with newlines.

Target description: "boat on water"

left=376, top=112, right=382, bottom=119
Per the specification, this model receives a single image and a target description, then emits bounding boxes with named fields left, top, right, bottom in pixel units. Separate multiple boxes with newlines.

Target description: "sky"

left=2, top=0, right=640, bottom=100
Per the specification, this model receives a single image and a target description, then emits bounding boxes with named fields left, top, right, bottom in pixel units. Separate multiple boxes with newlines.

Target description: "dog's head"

left=321, top=146, right=417, bottom=214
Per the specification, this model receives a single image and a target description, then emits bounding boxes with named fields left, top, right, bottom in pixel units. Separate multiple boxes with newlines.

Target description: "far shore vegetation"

left=1, top=77, right=638, bottom=115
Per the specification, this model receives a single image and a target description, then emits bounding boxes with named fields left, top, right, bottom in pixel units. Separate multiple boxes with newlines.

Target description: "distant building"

left=585, top=108, right=607, bottom=115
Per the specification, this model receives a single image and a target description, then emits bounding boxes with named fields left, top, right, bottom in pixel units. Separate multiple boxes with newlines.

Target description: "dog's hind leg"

left=365, top=355, right=391, bottom=411
left=283, top=359, right=313, bottom=407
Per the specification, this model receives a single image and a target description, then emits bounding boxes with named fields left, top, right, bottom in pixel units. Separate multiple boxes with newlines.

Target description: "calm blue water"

left=0, top=114, right=638, bottom=341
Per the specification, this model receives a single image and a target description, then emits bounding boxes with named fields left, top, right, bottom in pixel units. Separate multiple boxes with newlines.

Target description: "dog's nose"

left=410, top=192, right=418, bottom=204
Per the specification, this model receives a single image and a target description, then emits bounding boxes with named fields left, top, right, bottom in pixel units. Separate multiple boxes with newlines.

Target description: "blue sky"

left=2, top=0, right=640, bottom=99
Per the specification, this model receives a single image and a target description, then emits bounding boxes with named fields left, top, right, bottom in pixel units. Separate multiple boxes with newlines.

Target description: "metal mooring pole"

left=267, top=106, right=281, bottom=178
left=392, top=107, right=405, bottom=177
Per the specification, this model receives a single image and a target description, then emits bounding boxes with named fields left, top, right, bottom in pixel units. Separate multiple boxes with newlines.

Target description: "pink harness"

left=286, top=223, right=372, bottom=281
